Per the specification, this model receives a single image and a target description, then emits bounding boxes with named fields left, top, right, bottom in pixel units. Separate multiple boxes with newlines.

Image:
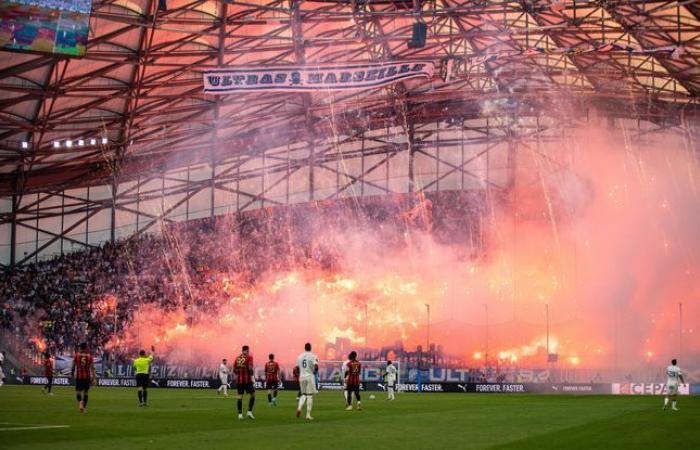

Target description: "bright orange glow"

left=105, top=127, right=700, bottom=369
left=30, top=336, right=46, bottom=352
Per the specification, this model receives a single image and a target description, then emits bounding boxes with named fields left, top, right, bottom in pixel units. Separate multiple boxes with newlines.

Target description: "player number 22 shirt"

left=234, top=354, right=254, bottom=384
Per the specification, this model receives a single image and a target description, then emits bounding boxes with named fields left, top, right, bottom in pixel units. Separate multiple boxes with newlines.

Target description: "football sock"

left=248, top=396, right=255, bottom=411
left=268, top=393, right=272, bottom=403
left=237, top=399, right=243, bottom=414
left=83, top=394, right=88, bottom=407
left=138, top=391, right=143, bottom=403
left=76, top=393, right=82, bottom=403
left=306, top=395, right=313, bottom=415
left=273, top=391, right=278, bottom=398
left=297, top=394, right=306, bottom=410
left=143, top=390, right=148, bottom=404
left=672, top=401, right=677, bottom=408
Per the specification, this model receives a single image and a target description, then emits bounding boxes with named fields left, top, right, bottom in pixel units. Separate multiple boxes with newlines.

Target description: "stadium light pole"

left=114, top=299, right=118, bottom=334
left=545, top=303, right=550, bottom=357
left=679, top=302, right=683, bottom=361
left=364, top=303, right=369, bottom=351
left=484, top=303, right=489, bottom=367
left=425, top=303, right=430, bottom=354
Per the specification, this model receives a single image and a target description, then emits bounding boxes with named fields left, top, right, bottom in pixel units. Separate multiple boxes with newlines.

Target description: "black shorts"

left=347, top=384, right=360, bottom=394
left=136, top=374, right=149, bottom=388
left=265, top=380, right=279, bottom=390
left=75, top=378, right=91, bottom=391
left=236, top=382, right=255, bottom=395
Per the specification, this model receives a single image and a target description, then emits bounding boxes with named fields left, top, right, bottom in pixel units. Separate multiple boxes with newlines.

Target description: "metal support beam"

left=408, top=122, right=415, bottom=193
left=111, top=175, right=117, bottom=243
left=10, top=194, right=17, bottom=267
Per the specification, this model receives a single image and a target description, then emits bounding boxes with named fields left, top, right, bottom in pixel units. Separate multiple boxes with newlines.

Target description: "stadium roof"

left=1, top=0, right=700, bottom=196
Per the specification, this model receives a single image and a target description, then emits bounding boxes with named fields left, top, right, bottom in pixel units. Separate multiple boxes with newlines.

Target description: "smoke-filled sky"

left=112, top=123, right=700, bottom=371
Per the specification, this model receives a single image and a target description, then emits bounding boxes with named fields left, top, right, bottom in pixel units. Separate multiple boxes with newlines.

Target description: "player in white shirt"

left=295, top=342, right=319, bottom=420
left=341, top=356, right=350, bottom=404
left=663, top=358, right=685, bottom=411
left=383, top=360, right=397, bottom=400
left=217, top=358, right=229, bottom=397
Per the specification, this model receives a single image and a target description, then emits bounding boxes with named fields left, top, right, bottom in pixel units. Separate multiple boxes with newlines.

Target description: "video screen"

left=0, top=0, right=92, bottom=56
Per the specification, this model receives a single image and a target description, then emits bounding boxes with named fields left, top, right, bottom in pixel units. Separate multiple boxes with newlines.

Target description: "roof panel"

left=0, top=0, right=698, bottom=194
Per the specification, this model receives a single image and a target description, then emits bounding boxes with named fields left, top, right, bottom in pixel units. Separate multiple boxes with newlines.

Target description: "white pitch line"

left=0, top=423, right=70, bottom=432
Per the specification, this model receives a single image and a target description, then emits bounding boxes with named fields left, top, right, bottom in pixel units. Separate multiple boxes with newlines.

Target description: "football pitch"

left=0, top=386, right=697, bottom=449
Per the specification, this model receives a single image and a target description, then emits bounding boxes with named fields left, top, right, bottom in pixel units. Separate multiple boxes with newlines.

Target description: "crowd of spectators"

left=0, top=191, right=486, bottom=366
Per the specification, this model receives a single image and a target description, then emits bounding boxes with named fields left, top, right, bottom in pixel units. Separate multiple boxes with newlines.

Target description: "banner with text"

left=203, top=61, right=434, bottom=93
left=13, top=377, right=614, bottom=394
left=612, top=383, right=690, bottom=396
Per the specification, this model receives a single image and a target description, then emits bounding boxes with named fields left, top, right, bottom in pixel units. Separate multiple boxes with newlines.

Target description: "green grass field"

left=0, top=386, right=697, bottom=449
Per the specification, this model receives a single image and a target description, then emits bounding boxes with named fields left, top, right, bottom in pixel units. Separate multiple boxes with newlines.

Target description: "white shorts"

left=219, top=376, right=228, bottom=384
left=667, top=384, right=679, bottom=395
left=300, top=376, right=318, bottom=395
left=386, top=376, right=396, bottom=387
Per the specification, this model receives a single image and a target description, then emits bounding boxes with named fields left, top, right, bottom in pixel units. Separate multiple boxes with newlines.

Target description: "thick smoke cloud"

left=112, top=123, right=700, bottom=374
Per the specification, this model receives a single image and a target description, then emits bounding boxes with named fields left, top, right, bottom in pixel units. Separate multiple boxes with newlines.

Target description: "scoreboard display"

left=0, top=0, right=92, bottom=56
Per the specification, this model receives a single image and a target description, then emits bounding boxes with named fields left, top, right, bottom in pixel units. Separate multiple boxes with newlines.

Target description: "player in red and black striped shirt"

left=234, top=345, right=255, bottom=420
left=265, top=354, right=280, bottom=406
left=42, top=351, right=54, bottom=395
left=345, top=351, right=362, bottom=411
left=71, top=343, right=95, bottom=413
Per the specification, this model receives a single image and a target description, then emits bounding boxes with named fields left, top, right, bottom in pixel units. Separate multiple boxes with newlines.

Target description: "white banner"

left=612, top=383, right=689, bottom=396
left=203, top=61, right=434, bottom=93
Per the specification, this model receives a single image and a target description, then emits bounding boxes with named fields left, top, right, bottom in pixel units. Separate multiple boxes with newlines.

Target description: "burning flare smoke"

left=109, top=125, right=700, bottom=371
